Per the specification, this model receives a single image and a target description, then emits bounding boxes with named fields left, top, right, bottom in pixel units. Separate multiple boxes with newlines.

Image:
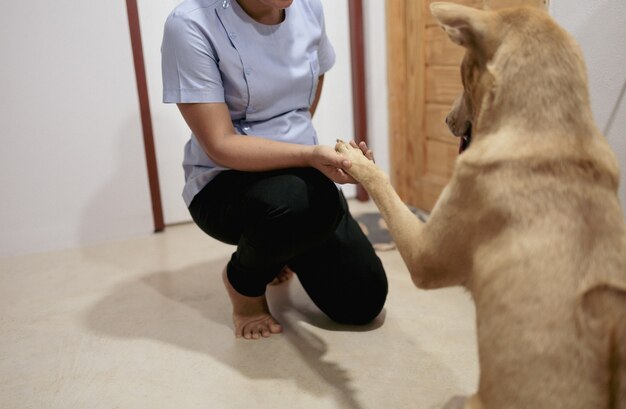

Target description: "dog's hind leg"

left=580, top=285, right=626, bottom=408
left=610, top=291, right=626, bottom=409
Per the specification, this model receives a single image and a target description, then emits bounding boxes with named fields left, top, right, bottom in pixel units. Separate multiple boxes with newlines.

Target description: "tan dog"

left=336, top=3, right=626, bottom=408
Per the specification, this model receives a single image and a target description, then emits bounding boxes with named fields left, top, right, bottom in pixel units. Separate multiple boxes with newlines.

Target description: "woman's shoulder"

left=297, top=0, right=326, bottom=24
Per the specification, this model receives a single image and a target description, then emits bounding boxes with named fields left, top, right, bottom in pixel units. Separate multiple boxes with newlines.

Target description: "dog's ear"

left=430, top=2, right=495, bottom=49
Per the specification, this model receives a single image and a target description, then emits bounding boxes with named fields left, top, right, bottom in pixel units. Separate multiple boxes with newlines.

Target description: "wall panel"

left=0, top=1, right=153, bottom=255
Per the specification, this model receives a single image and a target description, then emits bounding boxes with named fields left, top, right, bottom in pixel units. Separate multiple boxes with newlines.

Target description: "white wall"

left=363, top=0, right=391, bottom=178
left=551, top=0, right=626, bottom=214
left=313, top=0, right=357, bottom=198
left=0, top=1, right=153, bottom=256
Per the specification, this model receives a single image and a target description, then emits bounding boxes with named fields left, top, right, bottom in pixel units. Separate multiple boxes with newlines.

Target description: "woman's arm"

left=177, top=101, right=355, bottom=184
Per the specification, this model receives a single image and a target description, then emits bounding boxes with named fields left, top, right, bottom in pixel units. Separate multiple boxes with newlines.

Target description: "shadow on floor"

left=82, top=258, right=386, bottom=409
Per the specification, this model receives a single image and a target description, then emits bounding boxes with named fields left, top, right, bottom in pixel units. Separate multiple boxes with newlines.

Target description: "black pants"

left=189, top=167, right=388, bottom=325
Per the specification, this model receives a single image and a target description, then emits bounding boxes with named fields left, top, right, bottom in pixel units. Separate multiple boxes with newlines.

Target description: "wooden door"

left=386, top=0, right=480, bottom=211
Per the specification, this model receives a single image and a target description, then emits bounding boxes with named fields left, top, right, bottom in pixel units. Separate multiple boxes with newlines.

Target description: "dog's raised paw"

left=334, top=139, right=386, bottom=185
left=334, top=140, right=366, bottom=164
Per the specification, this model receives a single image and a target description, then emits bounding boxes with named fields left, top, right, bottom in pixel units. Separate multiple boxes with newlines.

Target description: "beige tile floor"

left=0, top=200, right=478, bottom=409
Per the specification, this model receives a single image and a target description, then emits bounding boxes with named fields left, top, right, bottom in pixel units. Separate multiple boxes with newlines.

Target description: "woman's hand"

left=309, top=141, right=375, bottom=184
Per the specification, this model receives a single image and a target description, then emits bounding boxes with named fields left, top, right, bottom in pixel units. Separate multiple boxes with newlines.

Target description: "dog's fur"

left=336, top=2, right=626, bottom=408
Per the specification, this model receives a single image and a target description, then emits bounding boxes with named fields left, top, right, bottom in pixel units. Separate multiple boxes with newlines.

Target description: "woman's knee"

left=327, top=292, right=387, bottom=325
left=324, top=267, right=389, bottom=325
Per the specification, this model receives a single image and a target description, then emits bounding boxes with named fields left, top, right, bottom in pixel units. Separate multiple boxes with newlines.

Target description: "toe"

left=242, top=324, right=254, bottom=340
left=269, top=321, right=283, bottom=334
left=234, top=322, right=243, bottom=338
left=244, top=324, right=257, bottom=340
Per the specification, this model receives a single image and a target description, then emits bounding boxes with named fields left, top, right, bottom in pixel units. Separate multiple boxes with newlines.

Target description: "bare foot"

left=222, top=268, right=283, bottom=340
left=269, top=265, right=295, bottom=286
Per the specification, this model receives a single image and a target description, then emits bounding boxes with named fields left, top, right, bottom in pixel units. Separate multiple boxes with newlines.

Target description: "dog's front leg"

left=336, top=140, right=470, bottom=289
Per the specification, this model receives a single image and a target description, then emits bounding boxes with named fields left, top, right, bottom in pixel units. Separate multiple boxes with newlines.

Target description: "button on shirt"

left=161, top=0, right=336, bottom=206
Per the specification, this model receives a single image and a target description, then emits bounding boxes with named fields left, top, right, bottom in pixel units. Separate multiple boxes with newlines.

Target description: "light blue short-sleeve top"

left=161, top=0, right=336, bottom=207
